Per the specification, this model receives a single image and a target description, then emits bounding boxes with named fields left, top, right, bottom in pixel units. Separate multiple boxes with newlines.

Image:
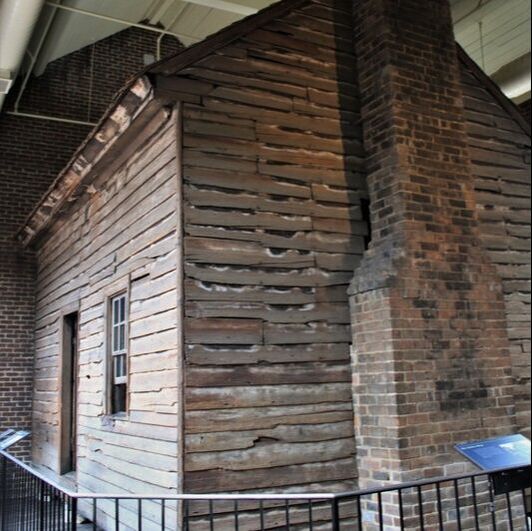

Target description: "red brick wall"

left=0, top=27, right=181, bottom=456
left=14, top=29, right=181, bottom=123
left=349, top=0, right=516, bottom=508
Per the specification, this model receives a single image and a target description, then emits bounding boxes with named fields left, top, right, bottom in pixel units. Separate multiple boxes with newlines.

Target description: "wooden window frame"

left=104, top=278, right=131, bottom=417
left=110, top=293, right=128, bottom=386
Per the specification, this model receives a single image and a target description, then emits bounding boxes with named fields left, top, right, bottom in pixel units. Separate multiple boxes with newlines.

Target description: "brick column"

left=349, top=0, right=517, bottom=523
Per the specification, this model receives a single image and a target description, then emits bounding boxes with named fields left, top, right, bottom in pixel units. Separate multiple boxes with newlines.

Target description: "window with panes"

left=110, top=293, right=127, bottom=414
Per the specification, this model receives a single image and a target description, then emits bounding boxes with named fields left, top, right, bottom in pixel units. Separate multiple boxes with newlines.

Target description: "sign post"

left=455, top=434, right=531, bottom=518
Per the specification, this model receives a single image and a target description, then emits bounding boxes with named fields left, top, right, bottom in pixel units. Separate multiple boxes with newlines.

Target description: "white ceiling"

left=32, top=0, right=270, bottom=75
left=452, top=0, right=530, bottom=73
left=451, top=0, right=531, bottom=101
left=26, top=0, right=532, bottom=100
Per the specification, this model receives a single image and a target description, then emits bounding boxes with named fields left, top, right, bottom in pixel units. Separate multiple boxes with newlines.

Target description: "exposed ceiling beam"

left=454, top=0, right=524, bottom=34
left=149, top=0, right=175, bottom=23
left=45, top=1, right=199, bottom=43
left=181, top=0, right=258, bottom=16
left=491, top=52, right=531, bottom=100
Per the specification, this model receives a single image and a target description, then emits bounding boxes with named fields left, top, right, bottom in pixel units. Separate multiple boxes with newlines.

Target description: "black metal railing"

left=1, top=449, right=530, bottom=530
left=0, top=452, right=77, bottom=530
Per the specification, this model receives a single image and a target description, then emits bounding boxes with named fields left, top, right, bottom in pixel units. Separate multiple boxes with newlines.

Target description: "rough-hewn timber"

left=153, top=0, right=367, bottom=502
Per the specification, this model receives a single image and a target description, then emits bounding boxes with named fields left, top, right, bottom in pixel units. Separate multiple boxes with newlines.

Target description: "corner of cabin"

left=158, top=0, right=368, bottom=494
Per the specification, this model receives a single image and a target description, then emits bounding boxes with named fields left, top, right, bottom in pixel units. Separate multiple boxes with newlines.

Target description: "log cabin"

left=14, top=0, right=530, bottom=528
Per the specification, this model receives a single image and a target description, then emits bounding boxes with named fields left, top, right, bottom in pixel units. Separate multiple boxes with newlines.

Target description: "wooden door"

left=60, top=312, right=78, bottom=474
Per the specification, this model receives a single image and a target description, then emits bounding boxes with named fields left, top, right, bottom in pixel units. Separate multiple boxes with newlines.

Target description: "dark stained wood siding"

left=461, top=62, right=532, bottom=437
left=161, top=0, right=366, bottom=494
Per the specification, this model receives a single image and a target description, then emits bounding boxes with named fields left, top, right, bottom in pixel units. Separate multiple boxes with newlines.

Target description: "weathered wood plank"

left=185, top=263, right=354, bottom=286
left=184, top=457, right=357, bottom=492
left=186, top=383, right=351, bottom=410
left=185, top=402, right=353, bottom=434
left=186, top=362, right=350, bottom=387
left=185, top=318, right=264, bottom=344
left=185, top=301, right=350, bottom=323
left=185, top=438, right=355, bottom=472
left=185, top=343, right=350, bottom=365
left=186, top=420, right=354, bottom=452
left=184, top=279, right=318, bottom=303
left=184, top=166, right=311, bottom=198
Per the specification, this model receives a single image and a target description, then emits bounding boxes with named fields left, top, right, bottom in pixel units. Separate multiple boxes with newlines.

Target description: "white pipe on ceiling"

left=44, top=2, right=197, bottom=42
left=0, top=0, right=46, bottom=112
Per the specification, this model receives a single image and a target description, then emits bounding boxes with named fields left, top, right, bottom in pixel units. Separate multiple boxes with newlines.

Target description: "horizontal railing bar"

left=1, top=449, right=528, bottom=502
left=334, top=463, right=531, bottom=500
left=77, top=493, right=337, bottom=500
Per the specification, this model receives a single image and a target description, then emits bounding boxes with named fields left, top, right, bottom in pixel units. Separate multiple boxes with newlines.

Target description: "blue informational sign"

left=455, top=434, right=531, bottom=471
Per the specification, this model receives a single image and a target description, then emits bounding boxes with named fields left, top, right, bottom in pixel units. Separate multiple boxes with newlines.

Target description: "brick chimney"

left=349, top=0, right=517, bottom=506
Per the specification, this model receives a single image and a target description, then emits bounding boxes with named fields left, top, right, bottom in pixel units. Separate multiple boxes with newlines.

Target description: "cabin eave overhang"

left=17, top=76, right=155, bottom=247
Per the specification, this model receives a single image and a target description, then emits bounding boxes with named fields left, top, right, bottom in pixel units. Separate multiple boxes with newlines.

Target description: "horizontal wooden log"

left=186, top=400, right=353, bottom=433
left=186, top=420, right=354, bottom=452
left=184, top=457, right=357, bottom=492
left=264, top=322, right=351, bottom=344
left=184, top=117, right=256, bottom=141
left=183, top=66, right=309, bottom=98
left=185, top=279, right=318, bottom=303
left=186, top=362, right=350, bottom=387
left=185, top=343, right=350, bottom=365
left=185, top=438, right=355, bottom=472
left=185, top=186, right=363, bottom=219
left=185, top=236, right=315, bottom=267
left=184, top=166, right=311, bottom=198
left=185, top=263, right=354, bottom=287
left=185, top=227, right=365, bottom=254
left=256, top=124, right=363, bottom=154
left=185, top=206, right=313, bottom=231
left=185, top=300, right=350, bottom=324
left=185, top=317, right=263, bottom=344
left=186, top=383, right=352, bottom=410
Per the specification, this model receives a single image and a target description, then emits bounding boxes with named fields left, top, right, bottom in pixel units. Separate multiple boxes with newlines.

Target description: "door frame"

left=58, top=302, right=80, bottom=475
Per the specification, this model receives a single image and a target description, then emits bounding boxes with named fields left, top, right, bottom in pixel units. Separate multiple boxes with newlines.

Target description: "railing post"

left=39, top=480, right=45, bottom=531
left=331, top=498, right=341, bottom=531
left=1, top=456, right=7, bottom=531
left=71, top=497, right=77, bottom=531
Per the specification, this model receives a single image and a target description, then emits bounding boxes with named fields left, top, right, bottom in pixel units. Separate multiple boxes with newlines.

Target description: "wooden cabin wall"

left=460, top=64, right=532, bottom=436
left=32, top=112, right=182, bottom=523
left=161, top=0, right=368, bottom=494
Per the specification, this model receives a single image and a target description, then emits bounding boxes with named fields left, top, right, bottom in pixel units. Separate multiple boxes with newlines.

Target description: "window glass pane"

left=113, top=327, right=118, bottom=352
left=114, top=354, right=127, bottom=378
left=120, top=296, right=126, bottom=322
left=113, top=299, right=119, bottom=324
left=119, top=323, right=125, bottom=351
left=111, top=383, right=127, bottom=414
